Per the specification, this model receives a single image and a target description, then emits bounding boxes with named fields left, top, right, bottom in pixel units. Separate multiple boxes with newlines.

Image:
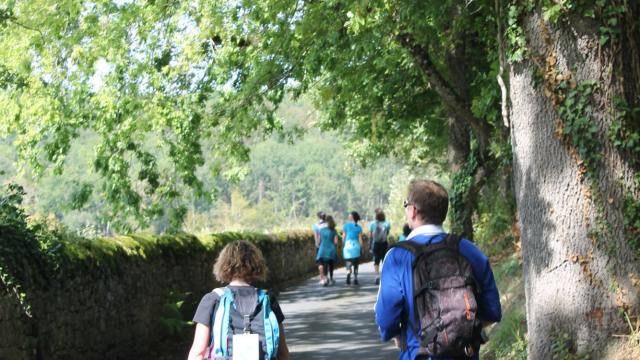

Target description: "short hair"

left=375, top=210, right=386, bottom=222
left=325, top=215, right=336, bottom=230
left=407, top=179, right=448, bottom=225
left=317, top=211, right=326, bottom=220
left=213, top=240, right=268, bottom=284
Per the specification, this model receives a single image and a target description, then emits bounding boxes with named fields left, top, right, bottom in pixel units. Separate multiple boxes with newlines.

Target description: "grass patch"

left=481, top=251, right=527, bottom=360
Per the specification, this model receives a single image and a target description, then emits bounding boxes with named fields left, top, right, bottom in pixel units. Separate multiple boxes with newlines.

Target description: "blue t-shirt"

left=343, top=222, right=362, bottom=240
left=316, top=227, right=338, bottom=262
left=375, top=233, right=502, bottom=360
left=342, top=222, right=362, bottom=259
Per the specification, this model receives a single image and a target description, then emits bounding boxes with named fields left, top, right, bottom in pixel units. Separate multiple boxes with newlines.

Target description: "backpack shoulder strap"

left=257, top=289, right=280, bottom=359
left=418, top=233, right=459, bottom=255
left=211, top=287, right=233, bottom=358
left=389, top=240, right=423, bottom=254
left=443, top=233, right=462, bottom=250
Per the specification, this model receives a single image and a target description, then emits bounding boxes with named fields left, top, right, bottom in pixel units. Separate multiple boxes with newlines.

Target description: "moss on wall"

left=0, top=228, right=317, bottom=360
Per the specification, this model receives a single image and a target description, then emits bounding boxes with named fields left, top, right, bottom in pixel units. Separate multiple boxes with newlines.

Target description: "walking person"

left=188, top=240, right=289, bottom=360
left=398, top=223, right=411, bottom=242
left=312, top=211, right=327, bottom=255
left=375, top=179, right=501, bottom=359
left=316, top=215, right=339, bottom=286
left=342, top=211, right=364, bottom=285
left=368, top=209, right=390, bottom=285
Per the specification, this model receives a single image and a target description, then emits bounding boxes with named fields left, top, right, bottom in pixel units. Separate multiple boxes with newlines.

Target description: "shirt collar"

left=406, top=224, right=445, bottom=240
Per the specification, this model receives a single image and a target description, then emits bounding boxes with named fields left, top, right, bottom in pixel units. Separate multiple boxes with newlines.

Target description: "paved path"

left=278, top=261, right=398, bottom=359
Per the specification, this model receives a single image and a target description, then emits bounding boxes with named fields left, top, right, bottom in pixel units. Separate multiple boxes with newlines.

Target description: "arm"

left=276, top=323, right=289, bottom=360
left=358, top=231, right=364, bottom=256
left=374, top=249, right=405, bottom=341
left=187, top=323, right=210, bottom=360
left=459, top=240, right=502, bottom=323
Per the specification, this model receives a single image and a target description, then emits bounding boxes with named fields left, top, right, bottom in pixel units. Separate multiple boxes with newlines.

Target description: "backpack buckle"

left=243, top=314, right=251, bottom=334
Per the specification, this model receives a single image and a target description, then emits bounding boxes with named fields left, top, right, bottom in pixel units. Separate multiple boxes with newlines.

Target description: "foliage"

left=506, top=2, right=533, bottom=63
left=0, top=0, right=298, bottom=228
left=0, top=0, right=505, bottom=233
left=624, top=189, right=640, bottom=255
left=1, top=98, right=409, bottom=235
left=449, top=147, right=478, bottom=235
left=159, top=291, right=193, bottom=338
left=551, top=330, right=591, bottom=360
left=0, top=183, right=40, bottom=314
left=609, top=98, right=640, bottom=168
left=610, top=97, right=640, bottom=249
left=480, top=250, right=527, bottom=360
left=555, top=79, right=602, bottom=174
left=536, top=0, right=629, bottom=46
left=474, top=183, right=517, bottom=256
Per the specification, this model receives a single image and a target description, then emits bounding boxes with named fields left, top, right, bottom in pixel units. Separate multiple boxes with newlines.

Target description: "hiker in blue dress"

left=316, top=215, right=339, bottom=286
left=368, top=209, right=391, bottom=285
left=188, top=240, right=289, bottom=360
left=375, top=179, right=501, bottom=360
left=342, top=211, right=364, bottom=285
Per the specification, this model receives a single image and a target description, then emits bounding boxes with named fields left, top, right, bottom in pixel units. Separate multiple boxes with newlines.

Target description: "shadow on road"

left=279, top=262, right=398, bottom=360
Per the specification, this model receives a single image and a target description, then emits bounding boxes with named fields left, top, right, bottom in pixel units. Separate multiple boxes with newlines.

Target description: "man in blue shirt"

left=375, top=179, right=501, bottom=359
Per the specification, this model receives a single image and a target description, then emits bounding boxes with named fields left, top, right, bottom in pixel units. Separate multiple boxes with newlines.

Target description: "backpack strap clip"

left=243, top=314, right=252, bottom=334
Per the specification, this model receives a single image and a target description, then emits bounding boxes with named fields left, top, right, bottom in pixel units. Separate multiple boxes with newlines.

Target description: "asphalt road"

left=278, top=261, right=399, bottom=360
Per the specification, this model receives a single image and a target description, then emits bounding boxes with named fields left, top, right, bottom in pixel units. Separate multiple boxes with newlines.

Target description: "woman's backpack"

left=390, top=234, right=482, bottom=357
left=209, top=287, right=280, bottom=360
left=372, top=222, right=388, bottom=243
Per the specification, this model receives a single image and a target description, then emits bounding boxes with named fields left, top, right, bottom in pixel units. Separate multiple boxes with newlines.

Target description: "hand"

left=392, top=336, right=401, bottom=348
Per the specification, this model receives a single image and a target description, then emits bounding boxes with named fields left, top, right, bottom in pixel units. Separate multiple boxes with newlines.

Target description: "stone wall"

left=0, top=231, right=317, bottom=360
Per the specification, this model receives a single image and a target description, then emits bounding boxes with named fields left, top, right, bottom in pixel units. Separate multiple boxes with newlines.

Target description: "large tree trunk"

left=446, top=35, right=475, bottom=238
left=509, top=8, right=640, bottom=359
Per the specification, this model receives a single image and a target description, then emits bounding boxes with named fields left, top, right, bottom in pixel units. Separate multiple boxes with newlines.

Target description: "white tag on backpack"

left=232, top=333, right=260, bottom=360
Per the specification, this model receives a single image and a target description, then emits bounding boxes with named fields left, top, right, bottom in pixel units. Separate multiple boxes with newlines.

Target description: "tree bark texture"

left=445, top=34, right=476, bottom=239
left=509, top=10, right=640, bottom=359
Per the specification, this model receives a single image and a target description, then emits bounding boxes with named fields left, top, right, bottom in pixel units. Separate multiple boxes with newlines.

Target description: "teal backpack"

left=209, top=287, right=280, bottom=360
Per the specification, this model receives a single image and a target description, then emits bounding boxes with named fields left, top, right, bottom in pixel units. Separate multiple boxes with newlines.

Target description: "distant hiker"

left=368, top=209, right=390, bottom=285
left=342, top=211, right=364, bottom=285
left=375, top=179, right=501, bottom=359
left=188, top=240, right=289, bottom=360
left=398, top=223, right=411, bottom=242
left=316, top=215, right=339, bottom=286
left=312, top=211, right=327, bottom=254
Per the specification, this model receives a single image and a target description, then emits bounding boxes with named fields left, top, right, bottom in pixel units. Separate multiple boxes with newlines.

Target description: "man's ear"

left=410, top=206, right=418, bottom=222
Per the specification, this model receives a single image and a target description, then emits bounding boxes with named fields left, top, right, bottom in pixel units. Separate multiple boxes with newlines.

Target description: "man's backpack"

left=391, top=234, right=481, bottom=357
left=209, top=287, right=280, bottom=360
left=372, top=222, right=388, bottom=243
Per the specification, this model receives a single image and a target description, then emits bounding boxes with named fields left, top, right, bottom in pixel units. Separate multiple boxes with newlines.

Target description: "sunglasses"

left=403, top=199, right=412, bottom=208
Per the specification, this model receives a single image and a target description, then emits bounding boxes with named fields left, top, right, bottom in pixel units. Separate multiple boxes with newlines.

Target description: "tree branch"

left=395, top=32, right=492, bottom=158
left=495, top=0, right=511, bottom=130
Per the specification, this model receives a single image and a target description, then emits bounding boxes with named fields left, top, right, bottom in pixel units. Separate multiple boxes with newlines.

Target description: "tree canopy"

left=0, top=0, right=508, bottom=234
